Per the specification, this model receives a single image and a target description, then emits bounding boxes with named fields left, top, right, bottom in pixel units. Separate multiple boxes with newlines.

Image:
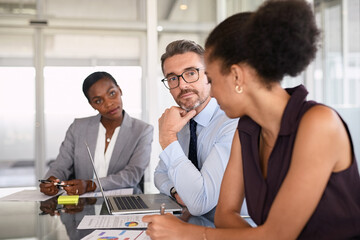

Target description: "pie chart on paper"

left=125, top=221, right=139, bottom=227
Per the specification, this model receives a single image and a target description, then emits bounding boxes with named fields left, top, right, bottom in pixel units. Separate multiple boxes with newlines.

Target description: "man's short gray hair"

left=161, top=40, right=205, bottom=73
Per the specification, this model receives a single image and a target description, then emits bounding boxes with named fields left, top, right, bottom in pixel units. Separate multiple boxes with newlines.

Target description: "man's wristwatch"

left=170, top=187, right=177, bottom=198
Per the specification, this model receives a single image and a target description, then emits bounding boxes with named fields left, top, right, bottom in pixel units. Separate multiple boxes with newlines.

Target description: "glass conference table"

left=0, top=187, right=216, bottom=240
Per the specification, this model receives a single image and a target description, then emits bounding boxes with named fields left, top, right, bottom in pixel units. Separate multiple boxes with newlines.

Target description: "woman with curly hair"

left=143, top=0, right=360, bottom=239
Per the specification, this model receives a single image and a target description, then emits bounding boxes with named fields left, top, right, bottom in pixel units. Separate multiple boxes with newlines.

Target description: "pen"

left=160, top=203, right=166, bottom=215
left=38, top=179, right=51, bottom=184
left=38, top=179, right=71, bottom=187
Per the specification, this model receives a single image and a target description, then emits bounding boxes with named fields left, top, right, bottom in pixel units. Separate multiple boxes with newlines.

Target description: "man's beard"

left=176, top=89, right=208, bottom=112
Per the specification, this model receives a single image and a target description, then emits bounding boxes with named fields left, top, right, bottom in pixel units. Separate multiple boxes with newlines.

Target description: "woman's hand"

left=39, top=176, right=60, bottom=196
left=62, top=179, right=96, bottom=195
left=142, top=213, right=205, bottom=240
left=62, top=179, right=87, bottom=195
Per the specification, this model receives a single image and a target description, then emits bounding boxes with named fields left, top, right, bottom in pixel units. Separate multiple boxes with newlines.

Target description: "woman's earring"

left=235, top=85, right=243, bottom=94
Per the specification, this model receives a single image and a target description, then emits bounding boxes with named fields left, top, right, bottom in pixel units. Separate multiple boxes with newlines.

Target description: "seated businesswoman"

left=40, top=71, right=153, bottom=196
left=143, top=0, right=360, bottom=239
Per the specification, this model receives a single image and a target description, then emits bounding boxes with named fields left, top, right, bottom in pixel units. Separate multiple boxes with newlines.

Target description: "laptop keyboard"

left=113, top=196, right=149, bottom=210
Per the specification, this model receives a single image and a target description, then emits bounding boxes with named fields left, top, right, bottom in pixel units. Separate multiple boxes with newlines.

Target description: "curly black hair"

left=205, top=12, right=252, bottom=74
left=205, top=0, right=320, bottom=83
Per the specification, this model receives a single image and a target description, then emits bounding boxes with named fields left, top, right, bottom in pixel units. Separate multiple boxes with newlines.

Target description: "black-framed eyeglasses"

left=161, top=67, right=202, bottom=90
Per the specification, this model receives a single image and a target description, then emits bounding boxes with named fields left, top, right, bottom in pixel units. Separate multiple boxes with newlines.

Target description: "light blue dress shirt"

left=154, top=98, right=248, bottom=216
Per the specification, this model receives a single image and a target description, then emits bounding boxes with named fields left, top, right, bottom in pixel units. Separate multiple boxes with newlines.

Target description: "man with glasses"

left=154, top=40, right=248, bottom=218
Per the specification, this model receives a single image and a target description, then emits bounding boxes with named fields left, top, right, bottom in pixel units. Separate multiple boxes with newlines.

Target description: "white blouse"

left=94, top=123, right=120, bottom=178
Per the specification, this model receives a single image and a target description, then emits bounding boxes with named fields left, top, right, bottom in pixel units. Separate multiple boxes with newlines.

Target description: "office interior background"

left=0, top=0, right=359, bottom=193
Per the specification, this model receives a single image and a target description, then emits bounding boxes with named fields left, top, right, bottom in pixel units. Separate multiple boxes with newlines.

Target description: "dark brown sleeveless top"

left=238, top=85, right=360, bottom=239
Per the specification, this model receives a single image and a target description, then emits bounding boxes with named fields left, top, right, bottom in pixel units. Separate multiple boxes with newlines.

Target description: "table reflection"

left=40, top=197, right=98, bottom=216
left=0, top=190, right=216, bottom=240
left=39, top=197, right=99, bottom=239
left=38, top=196, right=215, bottom=240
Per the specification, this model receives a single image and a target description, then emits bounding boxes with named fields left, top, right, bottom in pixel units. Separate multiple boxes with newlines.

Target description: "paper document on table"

left=77, top=214, right=148, bottom=229
left=79, top=188, right=133, bottom=198
left=81, top=230, right=150, bottom=240
left=0, top=189, right=63, bottom=202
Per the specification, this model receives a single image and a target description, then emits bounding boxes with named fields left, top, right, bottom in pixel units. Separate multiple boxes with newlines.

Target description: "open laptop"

left=85, top=142, right=182, bottom=215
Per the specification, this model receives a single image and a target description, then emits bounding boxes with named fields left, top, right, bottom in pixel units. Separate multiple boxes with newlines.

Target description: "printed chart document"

left=81, top=230, right=150, bottom=240
left=78, top=214, right=148, bottom=229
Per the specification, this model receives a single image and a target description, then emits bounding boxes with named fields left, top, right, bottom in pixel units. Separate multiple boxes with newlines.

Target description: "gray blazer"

left=45, top=111, right=153, bottom=191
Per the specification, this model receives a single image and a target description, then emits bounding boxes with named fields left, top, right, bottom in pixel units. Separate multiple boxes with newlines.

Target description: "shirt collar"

left=193, top=98, right=219, bottom=127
